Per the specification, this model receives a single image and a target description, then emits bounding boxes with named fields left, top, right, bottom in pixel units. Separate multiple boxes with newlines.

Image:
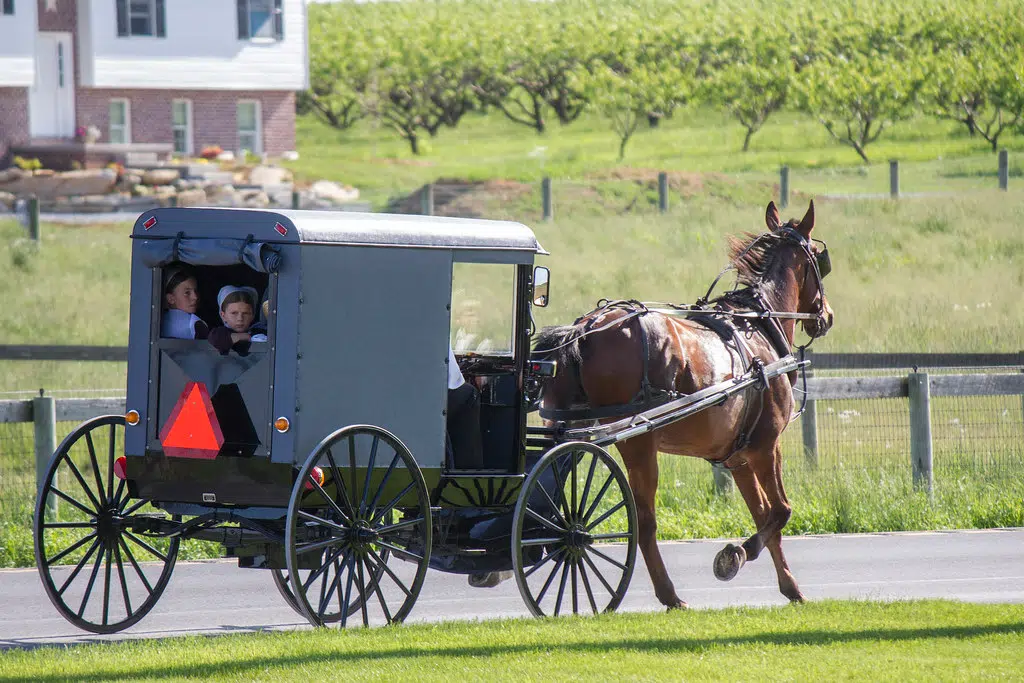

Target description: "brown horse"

left=533, top=201, right=834, bottom=608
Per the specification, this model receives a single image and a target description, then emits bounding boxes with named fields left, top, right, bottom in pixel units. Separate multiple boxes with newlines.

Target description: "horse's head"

left=765, top=200, right=834, bottom=339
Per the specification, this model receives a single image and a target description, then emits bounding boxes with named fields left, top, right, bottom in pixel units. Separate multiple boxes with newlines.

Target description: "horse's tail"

left=531, top=324, right=587, bottom=408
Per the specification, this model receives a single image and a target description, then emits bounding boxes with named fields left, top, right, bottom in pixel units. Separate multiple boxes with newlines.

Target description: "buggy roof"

left=132, top=207, right=546, bottom=258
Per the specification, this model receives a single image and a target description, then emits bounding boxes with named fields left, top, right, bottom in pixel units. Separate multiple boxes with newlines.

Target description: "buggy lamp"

left=113, top=456, right=128, bottom=481
left=274, top=416, right=291, bottom=433
left=125, top=410, right=140, bottom=426
left=303, top=466, right=325, bottom=491
left=529, top=360, right=557, bottom=377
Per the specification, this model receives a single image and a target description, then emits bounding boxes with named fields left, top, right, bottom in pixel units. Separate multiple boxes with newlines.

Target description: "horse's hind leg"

left=762, top=444, right=804, bottom=602
left=619, top=435, right=687, bottom=610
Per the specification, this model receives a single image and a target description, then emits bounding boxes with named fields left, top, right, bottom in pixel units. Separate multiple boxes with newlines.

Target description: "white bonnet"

left=217, top=285, right=259, bottom=311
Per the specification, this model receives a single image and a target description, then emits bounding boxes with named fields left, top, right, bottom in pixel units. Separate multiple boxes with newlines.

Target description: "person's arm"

left=207, top=326, right=234, bottom=355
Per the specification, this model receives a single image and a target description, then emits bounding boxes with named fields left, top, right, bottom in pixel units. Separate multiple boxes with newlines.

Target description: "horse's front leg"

left=619, top=436, right=687, bottom=610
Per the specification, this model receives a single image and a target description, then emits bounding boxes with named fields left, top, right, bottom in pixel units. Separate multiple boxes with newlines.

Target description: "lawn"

left=0, top=600, right=1021, bottom=681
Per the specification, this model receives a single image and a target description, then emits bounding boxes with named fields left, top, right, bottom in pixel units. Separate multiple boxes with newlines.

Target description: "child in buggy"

left=208, top=285, right=268, bottom=355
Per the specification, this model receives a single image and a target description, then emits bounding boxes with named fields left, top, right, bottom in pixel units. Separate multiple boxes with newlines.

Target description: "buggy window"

left=160, top=262, right=272, bottom=340
left=451, top=263, right=514, bottom=355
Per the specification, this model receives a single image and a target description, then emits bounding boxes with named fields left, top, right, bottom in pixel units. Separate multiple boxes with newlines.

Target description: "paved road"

left=2, top=529, right=1021, bottom=650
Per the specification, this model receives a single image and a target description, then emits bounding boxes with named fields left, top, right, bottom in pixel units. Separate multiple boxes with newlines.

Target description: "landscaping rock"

left=175, top=189, right=208, bottom=207
left=248, top=165, right=292, bottom=186
left=310, top=180, right=360, bottom=204
left=0, top=169, right=117, bottom=198
left=141, top=168, right=181, bottom=186
left=240, top=189, right=270, bottom=208
left=0, top=168, right=26, bottom=184
left=0, top=191, right=14, bottom=211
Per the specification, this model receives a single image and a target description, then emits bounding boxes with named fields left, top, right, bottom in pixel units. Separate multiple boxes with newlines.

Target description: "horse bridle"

left=774, top=226, right=831, bottom=340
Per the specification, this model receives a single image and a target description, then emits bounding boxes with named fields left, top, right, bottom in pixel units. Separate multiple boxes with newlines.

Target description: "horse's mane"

left=726, top=227, right=794, bottom=289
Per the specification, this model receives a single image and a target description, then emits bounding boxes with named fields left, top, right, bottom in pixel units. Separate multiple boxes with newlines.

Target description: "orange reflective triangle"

left=158, top=382, right=224, bottom=459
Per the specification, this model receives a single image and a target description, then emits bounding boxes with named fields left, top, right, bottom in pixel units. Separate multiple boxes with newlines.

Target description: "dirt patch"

left=387, top=178, right=533, bottom=217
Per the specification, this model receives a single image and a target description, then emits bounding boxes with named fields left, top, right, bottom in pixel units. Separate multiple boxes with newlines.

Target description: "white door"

left=29, top=32, right=76, bottom=138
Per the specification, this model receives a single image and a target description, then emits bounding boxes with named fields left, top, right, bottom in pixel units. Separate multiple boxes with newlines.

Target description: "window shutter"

left=115, top=0, right=129, bottom=36
left=2, top=0, right=14, bottom=17
left=236, top=0, right=249, bottom=40
left=155, top=0, right=166, bottom=37
left=273, top=0, right=284, bottom=40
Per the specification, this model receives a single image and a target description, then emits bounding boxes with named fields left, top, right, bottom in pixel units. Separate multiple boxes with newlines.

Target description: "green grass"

left=1, top=601, right=1022, bottom=681
left=287, top=108, right=1024, bottom=209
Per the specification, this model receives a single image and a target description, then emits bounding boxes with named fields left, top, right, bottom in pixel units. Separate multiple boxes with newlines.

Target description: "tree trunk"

left=409, top=131, right=420, bottom=155
left=743, top=127, right=755, bottom=152
left=851, top=140, right=870, bottom=163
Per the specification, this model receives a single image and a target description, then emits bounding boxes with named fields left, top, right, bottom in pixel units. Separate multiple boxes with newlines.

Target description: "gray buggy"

left=33, top=208, right=640, bottom=633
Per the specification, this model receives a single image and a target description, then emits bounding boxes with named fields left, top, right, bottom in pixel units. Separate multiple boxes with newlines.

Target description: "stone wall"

left=75, top=89, right=297, bottom=156
left=0, top=88, right=30, bottom=162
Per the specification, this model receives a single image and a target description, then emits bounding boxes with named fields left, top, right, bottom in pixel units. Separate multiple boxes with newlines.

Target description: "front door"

left=29, top=32, right=76, bottom=138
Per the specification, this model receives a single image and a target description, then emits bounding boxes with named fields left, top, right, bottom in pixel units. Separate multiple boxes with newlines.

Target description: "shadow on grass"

left=2, top=621, right=1022, bottom=681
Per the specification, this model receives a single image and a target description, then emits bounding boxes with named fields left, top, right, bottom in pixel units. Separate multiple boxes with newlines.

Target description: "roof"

left=132, top=208, right=547, bottom=256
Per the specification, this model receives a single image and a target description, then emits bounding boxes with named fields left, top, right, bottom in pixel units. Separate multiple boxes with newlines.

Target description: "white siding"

left=0, top=0, right=38, bottom=86
left=78, top=0, right=308, bottom=90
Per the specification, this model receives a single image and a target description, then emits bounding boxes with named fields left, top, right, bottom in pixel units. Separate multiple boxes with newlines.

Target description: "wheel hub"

left=95, top=505, right=123, bottom=544
left=565, top=524, right=591, bottom=556
left=352, top=520, right=378, bottom=549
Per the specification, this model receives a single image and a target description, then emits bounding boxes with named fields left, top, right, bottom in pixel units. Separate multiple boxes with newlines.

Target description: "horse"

left=533, top=200, right=834, bottom=609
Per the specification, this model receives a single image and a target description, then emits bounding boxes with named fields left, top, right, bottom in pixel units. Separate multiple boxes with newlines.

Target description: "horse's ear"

left=765, top=201, right=781, bottom=230
left=797, top=200, right=815, bottom=238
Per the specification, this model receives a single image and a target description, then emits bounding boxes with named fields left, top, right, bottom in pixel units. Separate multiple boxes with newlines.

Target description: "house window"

left=109, top=99, right=131, bottom=144
left=116, top=0, right=166, bottom=38
left=172, top=99, right=193, bottom=155
left=1, top=1, right=14, bottom=17
left=237, top=100, right=262, bottom=155
left=237, top=0, right=283, bottom=41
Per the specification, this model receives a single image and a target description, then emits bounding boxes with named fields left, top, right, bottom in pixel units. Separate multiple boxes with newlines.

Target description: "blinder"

left=813, top=239, right=831, bottom=278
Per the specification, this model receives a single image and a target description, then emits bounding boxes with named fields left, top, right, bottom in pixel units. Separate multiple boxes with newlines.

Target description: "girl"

left=161, top=266, right=209, bottom=339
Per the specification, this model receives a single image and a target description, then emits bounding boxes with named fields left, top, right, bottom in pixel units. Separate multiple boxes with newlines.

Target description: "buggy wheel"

left=512, top=442, right=637, bottom=617
left=285, top=425, right=431, bottom=628
left=33, top=415, right=179, bottom=634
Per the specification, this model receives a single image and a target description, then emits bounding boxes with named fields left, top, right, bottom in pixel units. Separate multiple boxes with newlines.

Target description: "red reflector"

left=303, top=466, right=325, bottom=491
left=143, top=216, right=157, bottom=230
left=274, top=222, right=288, bottom=236
left=158, top=382, right=224, bottom=459
left=114, top=456, right=128, bottom=480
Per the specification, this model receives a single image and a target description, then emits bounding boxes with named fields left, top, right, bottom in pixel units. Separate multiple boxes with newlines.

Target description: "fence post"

left=800, top=366, right=819, bottom=469
left=420, top=183, right=434, bottom=216
left=291, top=189, right=301, bottom=210
left=779, top=166, right=790, bottom=209
left=889, top=160, right=900, bottom=199
left=541, top=177, right=553, bottom=221
left=712, top=464, right=733, bottom=495
left=28, top=196, right=40, bottom=242
left=908, top=372, right=933, bottom=496
left=33, top=390, right=58, bottom=519
left=658, top=172, right=668, bottom=213
left=998, top=149, right=1009, bottom=191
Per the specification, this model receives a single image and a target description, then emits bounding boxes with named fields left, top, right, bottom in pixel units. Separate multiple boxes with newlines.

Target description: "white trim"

left=108, top=97, right=131, bottom=144
left=236, top=99, right=262, bottom=156
left=171, top=98, right=192, bottom=155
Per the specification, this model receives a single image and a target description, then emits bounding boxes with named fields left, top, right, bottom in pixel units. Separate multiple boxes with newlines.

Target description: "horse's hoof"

left=786, top=592, right=806, bottom=604
left=666, top=599, right=688, bottom=611
left=713, top=543, right=747, bottom=582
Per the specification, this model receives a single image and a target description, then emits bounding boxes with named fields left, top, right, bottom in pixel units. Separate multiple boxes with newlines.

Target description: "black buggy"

left=33, top=208, right=641, bottom=633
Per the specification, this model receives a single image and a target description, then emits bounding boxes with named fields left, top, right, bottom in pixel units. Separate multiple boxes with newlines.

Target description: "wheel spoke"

left=303, top=546, right=346, bottom=593
left=586, top=500, right=626, bottom=532
left=118, top=537, right=154, bottom=594
left=524, top=546, right=565, bottom=579
left=356, top=552, right=370, bottom=627
left=581, top=474, right=614, bottom=525
left=77, top=545, right=105, bottom=618
left=47, top=531, right=97, bottom=566
left=577, top=453, right=599, bottom=520
left=113, top=543, right=132, bottom=620
left=549, top=458, right=573, bottom=523
left=102, top=545, right=113, bottom=626
left=317, top=550, right=347, bottom=617
left=297, top=535, right=346, bottom=557
left=525, top=507, right=567, bottom=534
left=123, top=531, right=168, bottom=563
left=57, top=538, right=101, bottom=595
left=371, top=481, right=415, bottom=526
left=376, top=516, right=424, bottom=536
left=534, top=476, right=569, bottom=529
left=306, top=477, right=353, bottom=528
left=570, top=451, right=578, bottom=521
left=553, top=558, right=571, bottom=616
left=520, top=536, right=564, bottom=547
left=120, top=498, right=148, bottom=516
left=590, top=532, right=633, bottom=542
left=85, top=432, right=108, bottom=508
left=534, top=554, right=566, bottom=605
left=366, top=454, right=400, bottom=516
left=298, top=509, right=349, bottom=533
left=324, top=447, right=356, bottom=520
left=347, top=438, right=358, bottom=517
left=49, top=486, right=96, bottom=517
left=578, top=559, right=599, bottom=613
left=44, top=522, right=96, bottom=529
left=586, top=544, right=628, bottom=572
left=112, top=479, right=127, bottom=511
left=106, top=424, right=117, bottom=505
left=367, top=547, right=412, bottom=598
left=570, top=559, right=579, bottom=614
left=363, top=552, right=394, bottom=622
left=62, top=454, right=102, bottom=512
left=360, top=435, right=380, bottom=516
left=340, top=551, right=356, bottom=628
left=376, top=539, right=422, bottom=564
left=581, top=550, right=617, bottom=597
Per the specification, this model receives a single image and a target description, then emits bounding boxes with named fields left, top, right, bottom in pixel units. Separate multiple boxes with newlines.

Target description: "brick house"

left=0, top=0, right=308, bottom=166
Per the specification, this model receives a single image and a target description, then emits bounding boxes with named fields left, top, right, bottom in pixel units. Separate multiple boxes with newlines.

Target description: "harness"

left=536, top=225, right=832, bottom=468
